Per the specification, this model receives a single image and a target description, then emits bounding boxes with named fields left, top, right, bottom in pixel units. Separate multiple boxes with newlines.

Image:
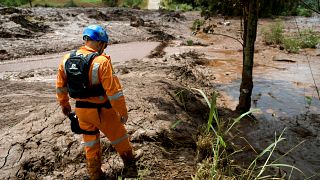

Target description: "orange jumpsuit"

left=56, top=46, right=133, bottom=178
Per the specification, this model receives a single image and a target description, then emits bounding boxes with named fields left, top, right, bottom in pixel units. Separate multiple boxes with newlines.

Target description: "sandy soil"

left=0, top=6, right=319, bottom=180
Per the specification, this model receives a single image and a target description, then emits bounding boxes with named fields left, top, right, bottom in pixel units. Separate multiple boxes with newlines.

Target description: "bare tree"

left=236, top=0, right=259, bottom=113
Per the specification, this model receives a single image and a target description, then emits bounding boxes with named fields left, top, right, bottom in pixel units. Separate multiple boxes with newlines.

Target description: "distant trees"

left=164, top=0, right=319, bottom=17
left=0, top=0, right=30, bottom=6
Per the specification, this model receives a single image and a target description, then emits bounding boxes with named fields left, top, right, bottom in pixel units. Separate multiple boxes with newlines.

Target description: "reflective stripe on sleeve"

left=111, top=134, right=129, bottom=145
left=81, top=138, right=100, bottom=147
left=56, top=87, right=68, bottom=94
left=108, top=91, right=124, bottom=101
left=92, top=63, right=100, bottom=85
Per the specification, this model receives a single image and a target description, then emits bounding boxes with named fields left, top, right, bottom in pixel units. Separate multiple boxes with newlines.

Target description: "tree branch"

left=211, top=33, right=244, bottom=46
left=299, top=0, right=320, bottom=15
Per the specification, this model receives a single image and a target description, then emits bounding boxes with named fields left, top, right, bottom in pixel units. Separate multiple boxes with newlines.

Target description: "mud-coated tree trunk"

left=236, top=0, right=258, bottom=113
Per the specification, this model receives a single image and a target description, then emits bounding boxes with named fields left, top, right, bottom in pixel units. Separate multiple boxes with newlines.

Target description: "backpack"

left=64, top=50, right=105, bottom=99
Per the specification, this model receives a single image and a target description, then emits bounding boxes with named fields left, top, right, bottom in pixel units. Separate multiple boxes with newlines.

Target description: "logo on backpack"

left=70, top=64, right=78, bottom=70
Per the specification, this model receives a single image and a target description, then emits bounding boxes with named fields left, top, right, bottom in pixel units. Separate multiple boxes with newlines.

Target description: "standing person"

left=56, top=25, right=142, bottom=179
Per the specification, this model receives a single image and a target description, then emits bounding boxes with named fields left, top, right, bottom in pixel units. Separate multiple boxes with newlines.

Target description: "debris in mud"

left=87, top=10, right=109, bottom=21
left=160, top=11, right=186, bottom=22
left=272, top=55, right=297, bottom=63
left=9, top=15, right=49, bottom=33
left=148, top=41, right=168, bottom=58
left=0, top=7, right=23, bottom=15
left=130, top=16, right=144, bottom=27
left=0, top=14, right=50, bottom=38
left=147, top=29, right=175, bottom=41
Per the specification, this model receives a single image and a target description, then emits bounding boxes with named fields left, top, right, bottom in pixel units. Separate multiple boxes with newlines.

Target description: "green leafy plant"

left=192, top=19, right=205, bottom=31
left=283, top=37, right=301, bottom=53
left=186, top=39, right=194, bottom=46
left=297, top=7, right=313, bottom=17
left=191, top=88, right=305, bottom=179
left=261, top=21, right=284, bottom=45
left=300, top=29, right=320, bottom=48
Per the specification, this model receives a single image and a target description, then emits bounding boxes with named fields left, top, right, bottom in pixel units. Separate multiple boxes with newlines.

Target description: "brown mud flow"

left=0, top=6, right=319, bottom=179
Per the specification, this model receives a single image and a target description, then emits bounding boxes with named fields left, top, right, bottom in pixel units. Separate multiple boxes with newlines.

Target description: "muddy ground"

left=0, top=6, right=319, bottom=180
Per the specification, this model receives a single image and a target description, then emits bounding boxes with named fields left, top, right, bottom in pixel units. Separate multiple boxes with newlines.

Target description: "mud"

left=0, top=7, right=319, bottom=180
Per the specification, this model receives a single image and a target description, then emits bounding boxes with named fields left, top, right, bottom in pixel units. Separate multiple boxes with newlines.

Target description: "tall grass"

left=262, top=21, right=320, bottom=53
left=191, top=88, right=305, bottom=179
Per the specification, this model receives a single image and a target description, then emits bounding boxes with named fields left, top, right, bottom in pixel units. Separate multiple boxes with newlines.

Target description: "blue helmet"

left=82, top=25, right=109, bottom=43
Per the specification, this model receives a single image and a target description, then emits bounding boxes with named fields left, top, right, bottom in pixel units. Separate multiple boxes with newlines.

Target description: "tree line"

left=164, top=0, right=319, bottom=17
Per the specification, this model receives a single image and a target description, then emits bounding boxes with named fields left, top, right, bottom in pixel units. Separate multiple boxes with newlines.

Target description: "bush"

left=297, top=7, right=313, bottom=17
left=0, top=0, right=29, bottom=6
left=300, top=29, right=320, bottom=48
left=102, top=0, right=118, bottom=7
left=64, top=0, right=77, bottom=7
left=192, top=19, right=204, bottom=31
left=186, top=39, right=194, bottom=46
left=160, top=0, right=193, bottom=12
left=283, top=37, right=300, bottom=53
left=122, top=0, right=143, bottom=8
left=261, top=21, right=284, bottom=45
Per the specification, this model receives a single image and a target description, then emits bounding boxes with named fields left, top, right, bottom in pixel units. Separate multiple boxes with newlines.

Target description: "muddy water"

left=166, top=45, right=320, bottom=121
left=0, top=41, right=159, bottom=74
left=166, top=43, right=320, bottom=177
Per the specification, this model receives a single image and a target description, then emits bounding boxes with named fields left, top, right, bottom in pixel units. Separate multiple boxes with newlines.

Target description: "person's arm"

left=56, top=55, right=71, bottom=116
left=100, top=57, right=128, bottom=123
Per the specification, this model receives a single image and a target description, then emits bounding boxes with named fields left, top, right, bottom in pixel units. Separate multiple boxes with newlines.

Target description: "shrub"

left=64, top=0, right=77, bottom=7
left=261, top=21, right=284, bottom=45
left=192, top=19, right=204, bottom=31
left=122, top=0, right=143, bottom=8
left=102, top=0, right=118, bottom=7
left=297, top=7, right=313, bottom=17
left=300, top=29, right=320, bottom=48
left=160, top=0, right=193, bottom=12
left=283, top=37, right=300, bottom=53
left=186, top=39, right=194, bottom=46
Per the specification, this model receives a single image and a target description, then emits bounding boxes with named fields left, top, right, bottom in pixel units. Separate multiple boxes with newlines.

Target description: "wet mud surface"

left=0, top=7, right=319, bottom=179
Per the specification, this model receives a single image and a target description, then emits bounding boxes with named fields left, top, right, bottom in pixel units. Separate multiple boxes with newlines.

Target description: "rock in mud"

left=272, top=55, right=297, bottom=63
left=130, top=16, right=144, bottom=27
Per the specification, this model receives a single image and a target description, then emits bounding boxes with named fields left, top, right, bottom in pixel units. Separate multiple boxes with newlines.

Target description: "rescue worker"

left=56, top=25, right=142, bottom=179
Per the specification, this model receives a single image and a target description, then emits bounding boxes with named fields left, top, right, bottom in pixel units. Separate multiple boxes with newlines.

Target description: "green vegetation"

left=0, top=0, right=147, bottom=8
left=262, top=22, right=320, bottom=53
left=161, top=0, right=193, bottom=12
left=121, top=0, right=148, bottom=8
left=297, top=6, right=313, bottom=17
left=186, top=40, right=194, bottom=46
left=283, top=37, right=301, bottom=53
left=159, top=0, right=319, bottom=17
left=300, top=29, right=320, bottom=48
left=0, top=0, right=29, bottom=6
left=191, top=89, right=304, bottom=179
left=261, top=21, right=284, bottom=45
left=192, top=19, right=204, bottom=31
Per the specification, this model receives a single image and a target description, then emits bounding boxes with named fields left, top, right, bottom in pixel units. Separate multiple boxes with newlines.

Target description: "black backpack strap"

left=85, top=52, right=99, bottom=63
left=69, top=50, right=77, bottom=58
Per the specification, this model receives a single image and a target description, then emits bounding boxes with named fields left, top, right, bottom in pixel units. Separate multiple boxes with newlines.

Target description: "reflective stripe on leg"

left=82, top=138, right=100, bottom=147
left=111, top=134, right=129, bottom=145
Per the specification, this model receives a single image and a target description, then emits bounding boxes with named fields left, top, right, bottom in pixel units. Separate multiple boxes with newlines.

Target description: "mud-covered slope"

left=0, top=50, right=213, bottom=179
left=0, top=7, right=191, bottom=61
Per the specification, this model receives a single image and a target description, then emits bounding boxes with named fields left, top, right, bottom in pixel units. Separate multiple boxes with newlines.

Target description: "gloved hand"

left=121, top=115, right=128, bottom=124
left=62, top=105, right=71, bottom=116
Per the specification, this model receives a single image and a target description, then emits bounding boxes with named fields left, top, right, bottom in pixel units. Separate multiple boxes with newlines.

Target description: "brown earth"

left=0, top=7, right=319, bottom=180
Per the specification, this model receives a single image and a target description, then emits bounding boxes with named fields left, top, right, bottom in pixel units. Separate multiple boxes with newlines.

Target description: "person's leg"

left=98, top=108, right=134, bottom=162
left=76, top=108, right=104, bottom=180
